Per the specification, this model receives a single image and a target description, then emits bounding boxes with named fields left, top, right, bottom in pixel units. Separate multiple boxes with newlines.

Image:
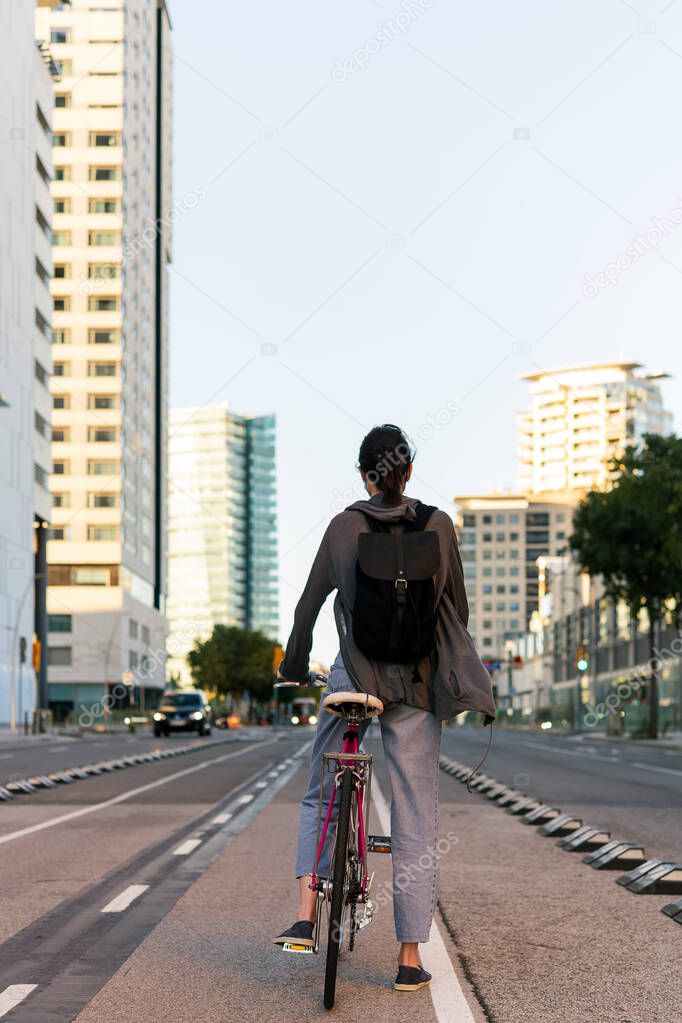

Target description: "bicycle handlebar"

left=273, top=670, right=328, bottom=690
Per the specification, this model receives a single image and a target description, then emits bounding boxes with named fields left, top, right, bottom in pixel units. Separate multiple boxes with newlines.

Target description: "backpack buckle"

left=395, top=577, right=407, bottom=604
left=394, top=578, right=407, bottom=591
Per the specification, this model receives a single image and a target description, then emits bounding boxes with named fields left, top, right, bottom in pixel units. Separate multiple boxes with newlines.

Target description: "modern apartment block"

left=454, top=493, right=573, bottom=655
left=518, top=361, right=672, bottom=496
left=35, top=0, right=172, bottom=720
left=0, top=4, right=56, bottom=727
left=166, top=406, right=279, bottom=683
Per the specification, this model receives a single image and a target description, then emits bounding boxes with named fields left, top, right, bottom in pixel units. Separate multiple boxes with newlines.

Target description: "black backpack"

left=351, top=502, right=440, bottom=667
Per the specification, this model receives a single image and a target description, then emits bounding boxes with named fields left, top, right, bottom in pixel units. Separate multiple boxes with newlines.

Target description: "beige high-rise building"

left=35, top=0, right=172, bottom=720
left=517, top=361, right=672, bottom=496
left=454, top=493, right=573, bottom=656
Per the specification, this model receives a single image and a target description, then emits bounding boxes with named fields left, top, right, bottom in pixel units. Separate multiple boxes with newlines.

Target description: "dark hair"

left=358, top=424, right=414, bottom=507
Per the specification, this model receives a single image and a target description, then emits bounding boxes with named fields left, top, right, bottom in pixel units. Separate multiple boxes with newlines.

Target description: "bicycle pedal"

left=281, top=942, right=314, bottom=954
left=368, top=834, right=391, bottom=854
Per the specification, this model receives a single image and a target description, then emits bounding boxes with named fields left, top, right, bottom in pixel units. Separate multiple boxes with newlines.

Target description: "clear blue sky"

left=168, top=0, right=682, bottom=664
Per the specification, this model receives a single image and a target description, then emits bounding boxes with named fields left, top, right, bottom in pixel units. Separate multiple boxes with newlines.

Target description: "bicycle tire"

left=323, top=767, right=353, bottom=1010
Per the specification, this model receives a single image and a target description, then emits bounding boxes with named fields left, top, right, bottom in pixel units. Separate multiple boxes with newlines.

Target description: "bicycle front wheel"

left=323, top=767, right=353, bottom=1010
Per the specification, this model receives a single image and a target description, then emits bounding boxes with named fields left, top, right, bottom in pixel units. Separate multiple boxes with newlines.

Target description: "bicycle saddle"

left=322, top=691, right=384, bottom=719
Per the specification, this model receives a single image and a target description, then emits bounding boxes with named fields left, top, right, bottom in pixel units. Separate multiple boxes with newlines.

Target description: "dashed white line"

left=48, top=745, right=69, bottom=753
left=632, top=761, right=682, bottom=777
left=211, top=812, right=233, bottom=825
left=0, top=738, right=279, bottom=847
left=173, top=838, right=203, bottom=856
left=101, top=884, right=149, bottom=913
left=255, top=780, right=267, bottom=789
left=371, top=778, right=477, bottom=1023
left=0, top=985, right=38, bottom=1017
left=237, top=793, right=254, bottom=805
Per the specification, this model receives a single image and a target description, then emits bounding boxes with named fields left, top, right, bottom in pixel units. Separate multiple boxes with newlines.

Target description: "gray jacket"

left=280, top=494, right=496, bottom=723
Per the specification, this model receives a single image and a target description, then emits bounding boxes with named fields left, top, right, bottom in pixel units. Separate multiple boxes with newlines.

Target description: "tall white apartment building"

left=0, top=4, right=56, bottom=727
left=167, top=406, right=279, bottom=684
left=35, top=0, right=173, bottom=720
left=518, top=361, right=672, bottom=496
left=455, top=493, right=573, bottom=656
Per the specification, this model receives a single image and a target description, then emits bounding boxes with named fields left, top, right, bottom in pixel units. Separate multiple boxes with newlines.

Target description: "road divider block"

left=557, top=826, right=611, bottom=852
left=662, top=897, right=682, bottom=924
left=0, top=786, right=14, bottom=801
left=496, top=789, right=524, bottom=807
left=617, top=860, right=682, bottom=894
left=507, top=796, right=541, bottom=815
left=522, top=804, right=561, bottom=825
left=538, top=814, right=583, bottom=837
left=582, top=841, right=646, bottom=871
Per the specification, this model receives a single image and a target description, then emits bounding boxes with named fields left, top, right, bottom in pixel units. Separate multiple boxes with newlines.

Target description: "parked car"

left=153, top=690, right=212, bottom=737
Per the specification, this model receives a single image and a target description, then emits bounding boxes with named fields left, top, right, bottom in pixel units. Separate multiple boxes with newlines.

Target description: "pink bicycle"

left=275, top=674, right=389, bottom=1009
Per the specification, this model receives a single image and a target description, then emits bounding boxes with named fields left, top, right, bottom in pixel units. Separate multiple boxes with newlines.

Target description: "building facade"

left=518, top=361, right=672, bottom=496
left=0, top=4, right=56, bottom=727
left=35, top=0, right=172, bottom=720
left=166, top=406, right=279, bottom=683
left=454, top=493, right=573, bottom=655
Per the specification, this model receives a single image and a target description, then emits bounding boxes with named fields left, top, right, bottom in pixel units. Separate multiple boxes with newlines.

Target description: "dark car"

left=153, top=690, right=212, bottom=737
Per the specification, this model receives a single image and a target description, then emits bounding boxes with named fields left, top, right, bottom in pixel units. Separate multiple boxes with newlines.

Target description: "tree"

left=187, top=625, right=277, bottom=703
left=570, top=434, right=682, bottom=739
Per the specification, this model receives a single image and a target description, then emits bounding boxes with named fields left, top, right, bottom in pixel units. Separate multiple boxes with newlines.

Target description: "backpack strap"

left=408, top=501, right=438, bottom=532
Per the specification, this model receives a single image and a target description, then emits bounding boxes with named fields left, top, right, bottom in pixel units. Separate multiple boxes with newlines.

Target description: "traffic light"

left=272, top=644, right=284, bottom=675
left=32, top=638, right=42, bottom=672
left=575, top=644, right=589, bottom=672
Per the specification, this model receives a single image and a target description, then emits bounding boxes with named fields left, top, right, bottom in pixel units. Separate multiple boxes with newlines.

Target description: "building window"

left=34, top=463, right=49, bottom=488
left=482, top=515, right=492, bottom=524
left=141, top=625, right=150, bottom=646
left=87, top=525, right=119, bottom=541
left=52, top=493, right=69, bottom=508
left=509, top=514, right=520, bottom=524
left=48, top=646, right=72, bottom=666
left=87, top=263, right=119, bottom=280
left=53, top=394, right=70, bottom=410
left=482, top=638, right=493, bottom=647
left=47, top=527, right=69, bottom=541
left=88, top=493, right=117, bottom=508
left=53, top=461, right=68, bottom=475
left=88, top=198, right=118, bottom=214
left=482, top=533, right=492, bottom=542
left=55, top=93, right=71, bottom=108
left=52, top=132, right=71, bottom=147
left=51, top=427, right=69, bottom=442
left=88, top=329, right=118, bottom=344
left=54, top=166, right=71, bottom=181
left=53, top=297, right=71, bottom=312
left=88, top=296, right=118, bottom=311
left=87, top=460, right=118, bottom=475
left=73, top=568, right=111, bottom=586
left=88, top=166, right=119, bottom=181
left=50, top=28, right=71, bottom=43
left=87, top=362, right=118, bottom=376
left=52, top=230, right=72, bottom=246
left=88, top=394, right=117, bottom=410
left=53, top=362, right=69, bottom=377
left=509, top=532, right=519, bottom=541
left=87, top=427, right=117, bottom=443
left=89, top=132, right=120, bottom=147
left=48, top=614, right=72, bottom=633
left=129, top=620, right=139, bottom=639
left=462, top=514, right=476, bottom=527
left=52, top=329, right=70, bottom=345
left=482, top=584, right=492, bottom=594
left=495, top=514, right=505, bottom=524
left=88, top=231, right=118, bottom=246
left=54, top=264, right=71, bottom=279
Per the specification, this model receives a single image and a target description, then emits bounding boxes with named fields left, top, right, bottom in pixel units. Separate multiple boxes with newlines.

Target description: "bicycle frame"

left=309, top=717, right=374, bottom=951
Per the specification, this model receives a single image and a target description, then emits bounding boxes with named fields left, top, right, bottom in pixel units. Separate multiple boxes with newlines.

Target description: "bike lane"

left=73, top=754, right=482, bottom=1023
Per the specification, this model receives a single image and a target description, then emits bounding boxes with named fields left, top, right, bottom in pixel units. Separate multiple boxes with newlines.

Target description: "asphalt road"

left=0, top=724, right=680, bottom=1023
left=441, top=726, right=682, bottom=860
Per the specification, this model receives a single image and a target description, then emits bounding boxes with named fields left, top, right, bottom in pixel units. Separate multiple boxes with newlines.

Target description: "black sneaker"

left=272, top=919, right=315, bottom=948
left=394, top=965, right=432, bottom=991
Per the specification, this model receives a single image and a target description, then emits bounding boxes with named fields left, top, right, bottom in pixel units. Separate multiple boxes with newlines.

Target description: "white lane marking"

left=519, top=741, right=619, bottom=764
left=48, top=746, right=69, bottom=753
left=237, top=794, right=254, bottom=805
left=0, top=985, right=37, bottom=1017
left=211, top=812, right=233, bottom=825
left=173, top=838, right=202, bottom=856
left=101, top=884, right=149, bottom=913
left=0, top=739, right=280, bottom=847
left=255, top=780, right=267, bottom=789
left=632, top=762, right=682, bottom=777
left=371, top=778, right=477, bottom=1023
left=0, top=754, right=13, bottom=761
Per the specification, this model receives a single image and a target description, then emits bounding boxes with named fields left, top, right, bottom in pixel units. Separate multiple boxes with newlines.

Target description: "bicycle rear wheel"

left=323, top=767, right=353, bottom=1010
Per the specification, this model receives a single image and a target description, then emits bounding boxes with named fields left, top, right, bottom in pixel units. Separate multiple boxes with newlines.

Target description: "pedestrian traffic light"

left=575, top=644, right=589, bottom=672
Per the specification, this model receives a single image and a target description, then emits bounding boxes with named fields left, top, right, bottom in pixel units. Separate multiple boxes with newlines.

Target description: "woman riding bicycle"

left=274, top=424, right=496, bottom=993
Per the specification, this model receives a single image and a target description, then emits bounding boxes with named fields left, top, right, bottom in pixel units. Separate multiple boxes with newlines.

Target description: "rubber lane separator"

left=101, top=884, right=150, bottom=913
left=173, top=838, right=203, bottom=856
left=211, top=812, right=233, bottom=825
left=0, top=985, right=38, bottom=1019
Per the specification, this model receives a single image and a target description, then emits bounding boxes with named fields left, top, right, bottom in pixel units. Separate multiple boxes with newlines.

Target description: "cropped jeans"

left=294, top=653, right=442, bottom=944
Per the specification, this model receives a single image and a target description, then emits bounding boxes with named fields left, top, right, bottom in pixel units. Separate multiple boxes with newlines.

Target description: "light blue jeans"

left=295, top=653, right=442, bottom=943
